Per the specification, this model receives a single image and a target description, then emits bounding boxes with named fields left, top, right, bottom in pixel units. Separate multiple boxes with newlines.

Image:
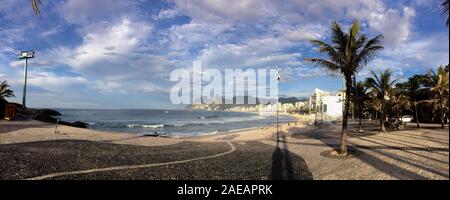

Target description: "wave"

left=125, top=115, right=269, bottom=129
left=127, top=124, right=164, bottom=128
left=198, top=115, right=219, bottom=119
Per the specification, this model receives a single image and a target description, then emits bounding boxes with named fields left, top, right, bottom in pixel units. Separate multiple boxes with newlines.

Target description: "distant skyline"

left=0, top=0, right=448, bottom=109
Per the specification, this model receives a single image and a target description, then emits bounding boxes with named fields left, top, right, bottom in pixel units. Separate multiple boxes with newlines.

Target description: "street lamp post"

left=18, top=51, right=35, bottom=108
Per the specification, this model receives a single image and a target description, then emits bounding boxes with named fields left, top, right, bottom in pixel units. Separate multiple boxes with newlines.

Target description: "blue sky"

left=0, top=0, right=448, bottom=109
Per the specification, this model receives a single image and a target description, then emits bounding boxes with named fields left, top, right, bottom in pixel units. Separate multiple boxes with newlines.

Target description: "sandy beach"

left=0, top=112, right=304, bottom=145
left=0, top=116, right=448, bottom=180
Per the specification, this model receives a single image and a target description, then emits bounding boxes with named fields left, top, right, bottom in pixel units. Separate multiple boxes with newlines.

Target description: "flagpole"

left=276, top=66, right=280, bottom=137
left=277, top=93, right=279, bottom=136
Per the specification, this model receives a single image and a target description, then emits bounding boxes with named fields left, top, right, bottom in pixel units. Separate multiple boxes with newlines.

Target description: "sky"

left=0, top=0, right=448, bottom=109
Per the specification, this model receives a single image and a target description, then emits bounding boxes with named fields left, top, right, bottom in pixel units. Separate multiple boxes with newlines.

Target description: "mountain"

left=278, top=97, right=300, bottom=104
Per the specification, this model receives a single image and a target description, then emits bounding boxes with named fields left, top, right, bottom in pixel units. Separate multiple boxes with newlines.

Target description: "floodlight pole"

left=22, top=57, right=28, bottom=108
left=19, top=51, right=34, bottom=108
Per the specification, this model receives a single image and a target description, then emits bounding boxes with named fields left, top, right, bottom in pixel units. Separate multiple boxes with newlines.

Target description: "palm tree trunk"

left=441, top=96, right=445, bottom=129
left=358, top=112, right=363, bottom=131
left=358, top=102, right=363, bottom=131
left=414, top=101, right=420, bottom=128
left=339, top=76, right=351, bottom=155
left=352, top=104, right=355, bottom=119
left=380, top=104, right=385, bottom=132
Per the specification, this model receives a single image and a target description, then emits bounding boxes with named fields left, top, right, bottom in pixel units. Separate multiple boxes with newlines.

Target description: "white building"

left=309, top=88, right=343, bottom=121
left=295, top=101, right=306, bottom=109
left=322, top=96, right=343, bottom=118
left=309, top=88, right=331, bottom=111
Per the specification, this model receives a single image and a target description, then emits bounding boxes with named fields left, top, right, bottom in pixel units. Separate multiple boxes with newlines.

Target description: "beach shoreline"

left=50, top=108, right=296, bottom=137
left=0, top=112, right=305, bottom=145
left=0, top=110, right=309, bottom=148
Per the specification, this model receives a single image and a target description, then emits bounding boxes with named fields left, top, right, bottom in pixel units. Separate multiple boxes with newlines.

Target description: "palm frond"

left=310, top=39, right=342, bottom=64
left=330, top=21, right=347, bottom=53
left=367, top=71, right=381, bottom=91
left=304, top=58, right=341, bottom=76
left=347, top=20, right=360, bottom=52
left=0, top=80, right=15, bottom=98
left=366, top=69, right=396, bottom=101
left=30, top=0, right=42, bottom=16
left=355, top=34, right=384, bottom=67
left=440, top=0, right=449, bottom=26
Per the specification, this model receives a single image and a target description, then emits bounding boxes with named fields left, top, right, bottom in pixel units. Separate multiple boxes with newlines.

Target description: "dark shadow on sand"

left=270, top=131, right=295, bottom=180
left=287, top=123, right=448, bottom=179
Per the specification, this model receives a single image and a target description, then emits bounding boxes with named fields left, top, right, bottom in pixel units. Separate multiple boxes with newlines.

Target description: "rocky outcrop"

left=32, top=110, right=60, bottom=123
left=40, top=109, right=62, bottom=117
left=32, top=109, right=88, bottom=128
left=0, top=102, right=88, bottom=128
left=60, top=121, right=89, bottom=128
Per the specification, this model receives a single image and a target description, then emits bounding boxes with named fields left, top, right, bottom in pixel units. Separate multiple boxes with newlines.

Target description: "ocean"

left=55, top=109, right=294, bottom=136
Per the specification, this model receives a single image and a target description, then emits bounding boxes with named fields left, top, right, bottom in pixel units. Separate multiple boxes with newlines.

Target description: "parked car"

left=400, top=115, right=412, bottom=123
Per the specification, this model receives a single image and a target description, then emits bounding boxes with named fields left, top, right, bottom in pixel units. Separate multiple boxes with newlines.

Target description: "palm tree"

left=366, top=69, right=397, bottom=132
left=351, top=81, right=370, bottom=131
left=396, top=75, right=426, bottom=128
left=441, top=0, right=449, bottom=26
left=389, top=87, right=411, bottom=121
left=368, top=93, right=382, bottom=120
left=30, top=0, right=42, bottom=16
left=0, top=81, right=15, bottom=99
left=424, top=65, right=449, bottom=129
left=305, top=20, right=384, bottom=155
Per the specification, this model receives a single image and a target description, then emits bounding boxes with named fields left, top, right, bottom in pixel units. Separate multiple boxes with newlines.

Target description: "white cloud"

left=10, top=60, right=54, bottom=68
left=153, top=9, right=180, bottom=20
left=172, top=0, right=414, bottom=47
left=362, top=59, right=406, bottom=79
left=386, top=34, right=448, bottom=61
left=0, top=26, right=28, bottom=47
left=166, top=22, right=232, bottom=51
left=39, top=26, right=61, bottom=38
left=8, top=17, right=164, bottom=82
left=364, top=7, right=415, bottom=46
left=380, top=33, right=449, bottom=70
left=8, top=17, right=175, bottom=97
left=173, top=0, right=277, bottom=23
left=295, top=66, right=329, bottom=78
left=282, top=24, right=327, bottom=42
left=357, top=33, right=449, bottom=80
left=41, top=18, right=179, bottom=83
left=94, top=80, right=163, bottom=94
left=198, top=36, right=301, bottom=68
left=62, top=18, right=152, bottom=70
left=0, top=0, right=35, bottom=21
left=27, top=71, right=88, bottom=93
left=173, top=0, right=379, bottom=23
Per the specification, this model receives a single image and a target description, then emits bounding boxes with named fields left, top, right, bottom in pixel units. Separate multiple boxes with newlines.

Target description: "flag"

left=276, top=66, right=280, bottom=82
